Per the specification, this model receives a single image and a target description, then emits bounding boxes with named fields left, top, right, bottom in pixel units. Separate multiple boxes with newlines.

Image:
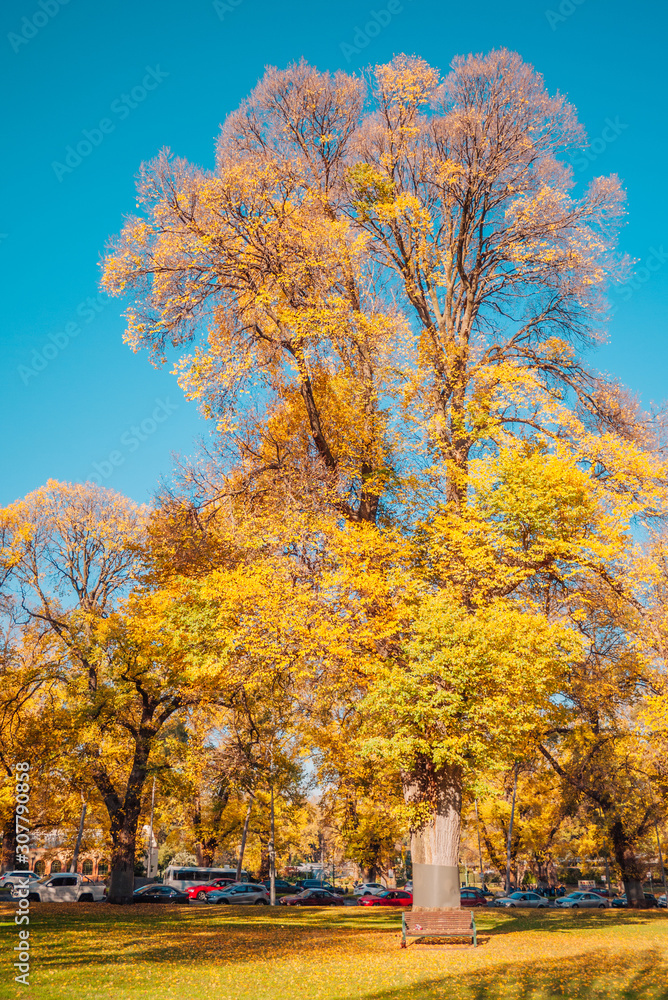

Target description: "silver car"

left=493, top=891, right=550, bottom=908
left=0, top=871, right=40, bottom=891
left=206, top=882, right=270, bottom=905
left=555, top=891, right=608, bottom=909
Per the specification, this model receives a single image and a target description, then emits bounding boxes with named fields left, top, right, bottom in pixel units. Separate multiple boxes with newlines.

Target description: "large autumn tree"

left=102, top=51, right=664, bottom=908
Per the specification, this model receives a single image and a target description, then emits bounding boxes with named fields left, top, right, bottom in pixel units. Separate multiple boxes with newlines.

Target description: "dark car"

left=280, top=888, right=345, bottom=907
left=295, top=879, right=346, bottom=896
left=133, top=884, right=189, bottom=904
left=612, top=893, right=658, bottom=908
left=260, top=878, right=298, bottom=894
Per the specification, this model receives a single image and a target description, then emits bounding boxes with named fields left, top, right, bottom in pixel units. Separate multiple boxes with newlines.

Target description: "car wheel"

left=28, top=893, right=40, bottom=902
left=598, top=904, right=605, bottom=909
left=196, top=891, right=207, bottom=900
left=79, top=893, right=94, bottom=902
left=571, top=904, right=578, bottom=909
left=255, top=899, right=267, bottom=905
left=4, top=883, right=13, bottom=891
left=216, top=898, right=229, bottom=904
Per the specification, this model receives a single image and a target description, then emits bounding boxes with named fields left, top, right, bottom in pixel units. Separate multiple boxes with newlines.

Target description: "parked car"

left=24, top=874, right=106, bottom=903
left=658, top=894, right=666, bottom=908
left=555, top=891, right=608, bottom=909
left=133, top=884, right=189, bottom=904
left=186, top=877, right=236, bottom=901
left=353, top=882, right=386, bottom=897
left=259, top=879, right=298, bottom=895
left=280, top=888, right=345, bottom=907
left=460, top=888, right=492, bottom=907
left=358, top=889, right=412, bottom=907
left=294, top=879, right=346, bottom=895
left=612, top=893, right=658, bottom=909
left=206, top=883, right=270, bottom=905
left=491, top=891, right=551, bottom=909
left=0, top=871, right=41, bottom=891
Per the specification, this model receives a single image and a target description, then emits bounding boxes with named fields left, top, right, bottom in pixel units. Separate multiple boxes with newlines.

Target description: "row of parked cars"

left=135, top=877, right=411, bottom=907
left=3, top=868, right=665, bottom=910
left=134, top=877, right=355, bottom=906
left=460, top=886, right=668, bottom=909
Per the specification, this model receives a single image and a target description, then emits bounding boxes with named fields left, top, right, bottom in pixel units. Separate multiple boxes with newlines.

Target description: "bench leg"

left=401, top=914, right=406, bottom=948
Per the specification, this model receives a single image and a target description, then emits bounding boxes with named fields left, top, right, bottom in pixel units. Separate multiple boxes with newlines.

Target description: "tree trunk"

left=69, top=799, right=87, bottom=873
left=1, top=814, right=19, bottom=872
left=404, top=761, right=462, bottom=910
left=107, top=821, right=137, bottom=903
left=236, top=793, right=254, bottom=881
left=610, top=818, right=646, bottom=908
left=94, top=728, right=153, bottom=904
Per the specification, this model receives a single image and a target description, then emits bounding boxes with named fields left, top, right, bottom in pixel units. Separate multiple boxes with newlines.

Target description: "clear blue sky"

left=2, top=0, right=666, bottom=506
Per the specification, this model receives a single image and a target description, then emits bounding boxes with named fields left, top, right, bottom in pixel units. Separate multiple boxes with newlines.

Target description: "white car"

left=555, top=891, right=608, bottom=909
left=492, top=891, right=550, bottom=908
left=353, top=882, right=386, bottom=897
left=20, top=873, right=106, bottom=903
left=0, top=871, right=40, bottom=891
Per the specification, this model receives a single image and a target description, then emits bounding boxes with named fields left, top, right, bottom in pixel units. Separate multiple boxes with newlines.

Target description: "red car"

left=358, top=890, right=413, bottom=907
left=460, top=888, right=488, bottom=907
left=187, top=878, right=236, bottom=901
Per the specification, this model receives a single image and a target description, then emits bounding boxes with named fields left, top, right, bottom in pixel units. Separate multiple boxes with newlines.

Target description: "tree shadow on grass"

left=476, top=909, right=667, bottom=935
left=15, top=904, right=403, bottom=970
left=359, top=947, right=668, bottom=1000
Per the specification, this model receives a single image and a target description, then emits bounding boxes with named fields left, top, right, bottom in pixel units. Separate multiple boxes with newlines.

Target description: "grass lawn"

left=1, top=903, right=667, bottom=1000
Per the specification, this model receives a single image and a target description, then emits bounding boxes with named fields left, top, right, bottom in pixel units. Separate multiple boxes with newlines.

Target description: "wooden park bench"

left=401, top=909, right=477, bottom=948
